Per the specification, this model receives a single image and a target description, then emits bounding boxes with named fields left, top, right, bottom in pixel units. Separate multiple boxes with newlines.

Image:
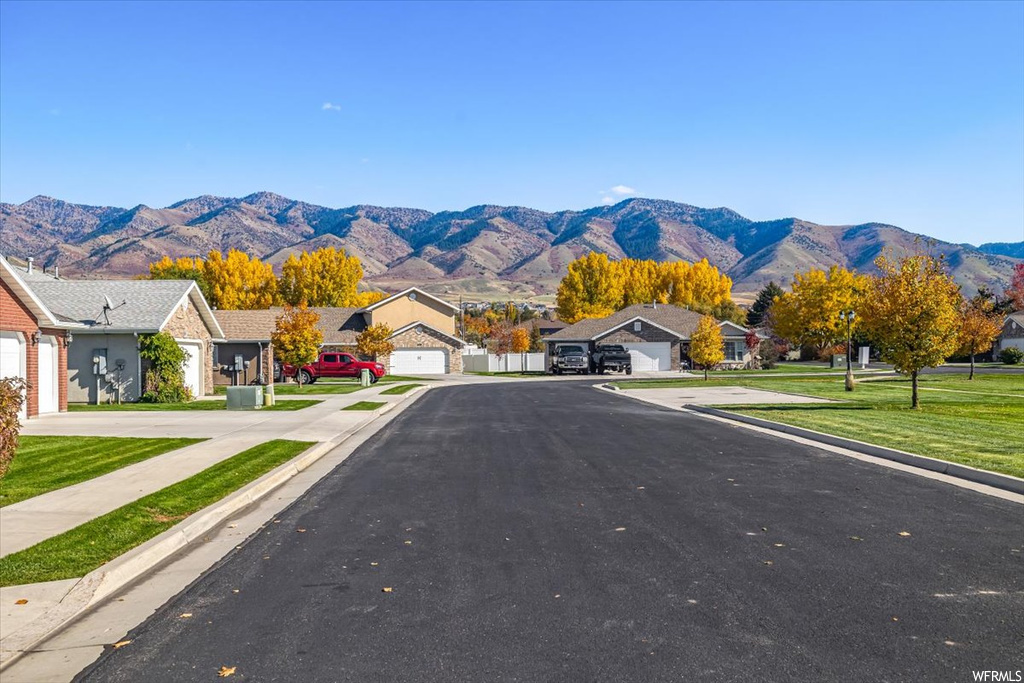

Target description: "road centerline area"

left=77, top=382, right=1022, bottom=682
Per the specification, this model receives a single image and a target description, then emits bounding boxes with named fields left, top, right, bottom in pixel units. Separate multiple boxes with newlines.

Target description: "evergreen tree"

left=747, top=281, right=784, bottom=328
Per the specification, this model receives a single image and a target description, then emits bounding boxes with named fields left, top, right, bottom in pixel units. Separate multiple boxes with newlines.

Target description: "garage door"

left=0, top=331, right=26, bottom=417
left=622, top=342, right=672, bottom=372
left=389, top=348, right=447, bottom=375
left=38, top=334, right=59, bottom=414
left=178, top=342, right=202, bottom=398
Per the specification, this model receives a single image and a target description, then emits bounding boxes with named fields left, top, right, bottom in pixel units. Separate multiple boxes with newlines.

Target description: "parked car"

left=550, top=345, right=590, bottom=375
left=590, top=344, right=632, bottom=374
left=282, top=352, right=385, bottom=384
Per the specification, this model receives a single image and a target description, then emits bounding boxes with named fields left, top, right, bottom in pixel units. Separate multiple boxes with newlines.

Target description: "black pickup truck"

left=550, top=345, right=590, bottom=375
left=591, top=344, right=633, bottom=374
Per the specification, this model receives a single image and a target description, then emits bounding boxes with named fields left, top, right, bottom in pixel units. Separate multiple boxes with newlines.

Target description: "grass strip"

left=0, top=439, right=314, bottom=587
left=342, top=401, right=386, bottom=411
left=68, top=399, right=321, bottom=411
left=1, top=436, right=206, bottom=508
left=379, top=384, right=423, bottom=395
left=613, top=373, right=1024, bottom=478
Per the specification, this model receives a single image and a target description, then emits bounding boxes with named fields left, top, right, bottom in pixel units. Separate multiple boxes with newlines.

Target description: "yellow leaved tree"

left=271, top=303, right=323, bottom=387
left=771, top=265, right=866, bottom=358
left=203, top=250, right=279, bottom=310
left=957, top=296, right=1003, bottom=380
left=511, top=327, right=531, bottom=353
left=859, top=253, right=962, bottom=408
left=356, top=323, right=395, bottom=360
left=689, top=315, right=725, bottom=380
left=279, top=247, right=365, bottom=307
left=555, top=252, right=624, bottom=323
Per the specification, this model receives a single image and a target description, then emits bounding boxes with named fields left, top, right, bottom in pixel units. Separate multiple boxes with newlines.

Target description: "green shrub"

left=139, top=333, right=192, bottom=403
left=0, top=377, right=27, bottom=479
left=758, top=339, right=780, bottom=369
left=998, top=347, right=1024, bottom=365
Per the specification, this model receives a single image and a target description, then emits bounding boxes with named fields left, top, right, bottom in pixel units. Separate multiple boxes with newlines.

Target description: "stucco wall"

left=383, top=326, right=463, bottom=373
left=67, top=333, right=141, bottom=403
left=370, top=294, right=457, bottom=335
left=162, top=298, right=215, bottom=395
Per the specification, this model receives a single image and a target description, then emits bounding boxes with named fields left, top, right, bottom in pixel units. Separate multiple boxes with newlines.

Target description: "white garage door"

left=0, top=331, right=26, bottom=417
left=623, top=342, right=672, bottom=372
left=178, top=342, right=202, bottom=398
left=389, top=348, right=447, bottom=375
left=38, top=334, right=59, bottom=414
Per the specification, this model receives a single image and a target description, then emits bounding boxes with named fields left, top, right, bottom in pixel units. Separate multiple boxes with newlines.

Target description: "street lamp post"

left=841, top=310, right=855, bottom=392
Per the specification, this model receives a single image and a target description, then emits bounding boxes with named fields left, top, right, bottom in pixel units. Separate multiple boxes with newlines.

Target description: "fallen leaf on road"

left=898, top=531, right=912, bottom=537
left=218, top=665, right=237, bottom=677
left=227, top=524, right=237, bottom=529
left=404, top=540, right=412, bottom=545
left=382, top=587, right=393, bottom=593
left=14, top=599, right=27, bottom=605
left=763, top=561, right=774, bottom=566
left=615, top=527, right=626, bottom=532
left=112, top=640, right=132, bottom=649
left=263, top=555, right=270, bottom=560
left=727, top=479, right=735, bottom=482
left=370, top=562, right=379, bottom=567
left=297, top=528, right=307, bottom=533
left=179, top=613, right=193, bottom=618
left=761, top=527, right=768, bottom=532
left=637, top=486, right=645, bottom=490
left=944, top=640, right=956, bottom=646
left=773, top=543, right=786, bottom=548
left=554, top=594, right=561, bottom=599
left=232, top=589, right=240, bottom=593
left=273, top=520, right=281, bottom=524
left=405, top=527, right=412, bottom=531
left=849, top=536, right=863, bottom=541
left=892, top=616, right=899, bottom=621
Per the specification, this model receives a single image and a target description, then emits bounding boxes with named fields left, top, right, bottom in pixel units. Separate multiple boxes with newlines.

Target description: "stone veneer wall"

left=597, top=324, right=682, bottom=371
left=384, top=326, right=463, bottom=374
left=161, top=299, right=215, bottom=395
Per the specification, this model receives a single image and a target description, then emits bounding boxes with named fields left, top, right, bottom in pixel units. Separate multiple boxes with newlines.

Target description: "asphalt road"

left=79, top=382, right=1023, bottom=682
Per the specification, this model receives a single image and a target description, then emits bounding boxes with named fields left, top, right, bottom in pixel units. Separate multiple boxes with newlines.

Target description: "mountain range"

left=1, top=192, right=1019, bottom=301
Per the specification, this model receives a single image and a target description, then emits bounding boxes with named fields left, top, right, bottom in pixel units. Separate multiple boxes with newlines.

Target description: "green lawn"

left=342, top=401, right=386, bottom=411
left=68, top=399, right=321, bottom=411
left=379, top=383, right=424, bottom=395
left=613, top=374, right=1024, bottom=478
left=270, top=383, right=365, bottom=395
left=1, top=436, right=206, bottom=508
left=0, top=439, right=313, bottom=587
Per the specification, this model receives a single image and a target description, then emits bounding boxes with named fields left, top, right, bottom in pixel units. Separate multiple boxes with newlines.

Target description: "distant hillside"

left=1, top=193, right=1017, bottom=299
left=976, top=241, right=1024, bottom=259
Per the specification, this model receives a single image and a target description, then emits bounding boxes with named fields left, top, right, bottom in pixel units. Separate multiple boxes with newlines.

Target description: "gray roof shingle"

left=545, top=303, right=709, bottom=341
left=214, top=307, right=366, bottom=344
left=28, top=279, right=197, bottom=331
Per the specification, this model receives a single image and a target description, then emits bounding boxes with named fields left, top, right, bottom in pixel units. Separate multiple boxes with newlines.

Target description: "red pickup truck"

left=281, top=352, right=386, bottom=385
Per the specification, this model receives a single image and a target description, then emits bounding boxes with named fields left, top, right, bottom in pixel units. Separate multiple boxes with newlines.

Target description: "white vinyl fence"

left=463, top=352, right=546, bottom=373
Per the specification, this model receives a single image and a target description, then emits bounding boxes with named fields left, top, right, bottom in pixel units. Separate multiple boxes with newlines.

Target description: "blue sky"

left=1, top=1, right=1022, bottom=244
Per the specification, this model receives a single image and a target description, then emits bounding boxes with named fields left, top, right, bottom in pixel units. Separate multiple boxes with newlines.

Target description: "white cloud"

left=610, top=184, right=637, bottom=196
left=321, top=102, right=342, bottom=112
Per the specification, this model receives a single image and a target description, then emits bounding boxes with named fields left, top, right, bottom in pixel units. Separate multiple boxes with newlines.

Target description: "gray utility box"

left=226, top=386, right=264, bottom=410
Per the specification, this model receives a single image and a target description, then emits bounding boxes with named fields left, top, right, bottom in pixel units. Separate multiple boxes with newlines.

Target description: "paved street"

left=77, top=381, right=1022, bottom=682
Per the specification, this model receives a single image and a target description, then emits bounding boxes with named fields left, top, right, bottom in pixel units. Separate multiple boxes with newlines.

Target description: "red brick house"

left=0, top=257, right=71, bottom=418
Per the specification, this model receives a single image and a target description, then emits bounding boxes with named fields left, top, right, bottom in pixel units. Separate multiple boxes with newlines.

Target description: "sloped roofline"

left=389, top=320, right=465, bottom=347
left=0, top=256, right=61, bottom=327
left=158, top=281, right=225, bottom=339
left=543, top=315, right=685, bottom=342
left=361, top=287, right=460, bottom=314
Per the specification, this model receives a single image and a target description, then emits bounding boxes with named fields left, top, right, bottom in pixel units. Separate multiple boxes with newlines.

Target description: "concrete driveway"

left=615, top=385, right=833, bottom=407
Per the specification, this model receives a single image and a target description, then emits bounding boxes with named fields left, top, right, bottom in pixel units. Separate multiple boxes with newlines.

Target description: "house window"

left=634, top=321, right=642, bottom=332
left=724, top=341, right=744, bottom=362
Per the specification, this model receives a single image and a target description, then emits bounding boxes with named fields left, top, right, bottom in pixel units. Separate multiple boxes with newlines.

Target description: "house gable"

left=367, top=290, right=457, bottom=335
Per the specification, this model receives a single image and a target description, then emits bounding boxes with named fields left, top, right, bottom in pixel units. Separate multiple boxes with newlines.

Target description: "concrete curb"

left=684, top=404, right=1024, bottom=495
left=0, top=387, right=431, bottom=670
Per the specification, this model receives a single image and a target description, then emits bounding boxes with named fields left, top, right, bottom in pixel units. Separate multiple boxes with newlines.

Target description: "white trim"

left=388, top=320, right=465, bottom=346
left=0, top=257, right=60, bottom=326
left=361, top=287, right=460, bottom=314
left=157, top=282, right=225, bottom=339
left=591, top=316, right=682, bottom=341
left=718, top=320, right=749, bottom=335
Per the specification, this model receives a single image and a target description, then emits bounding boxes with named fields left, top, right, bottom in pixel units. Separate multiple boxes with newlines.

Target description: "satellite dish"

left=99, top=294, right=127, bottom=325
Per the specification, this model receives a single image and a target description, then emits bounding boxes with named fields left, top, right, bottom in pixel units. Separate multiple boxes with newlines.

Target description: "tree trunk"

left=704, top=366, right=708, bottom=381
left=911, top=370, right=919, bottom=409
left=969, top=354, right=975, bottom=380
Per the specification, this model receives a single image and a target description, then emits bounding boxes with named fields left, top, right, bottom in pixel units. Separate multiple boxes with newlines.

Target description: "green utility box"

left=226, top=385, right=264, bottom=410
left=830, top=354, right=847, bottom=369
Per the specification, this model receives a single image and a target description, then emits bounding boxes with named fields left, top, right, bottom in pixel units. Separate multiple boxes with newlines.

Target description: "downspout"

left=135, top=332, right=141, bottom=402
left=257, top=341, right=264, bottom=384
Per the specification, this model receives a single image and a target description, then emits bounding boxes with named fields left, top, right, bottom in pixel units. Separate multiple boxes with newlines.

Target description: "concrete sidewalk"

left=613, top=385, right=834, bottom=408
left=2, top=389, right=420, bottom=558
